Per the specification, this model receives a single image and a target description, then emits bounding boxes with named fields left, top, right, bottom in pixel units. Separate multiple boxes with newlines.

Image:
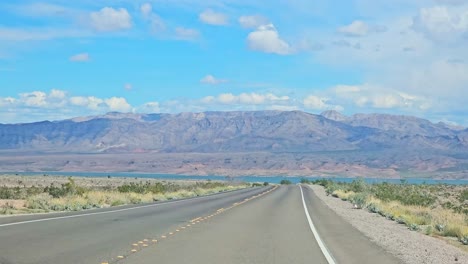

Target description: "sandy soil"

left=0, top=174, right=208, bottom=189
left=310, top=185, right=468, bottom=264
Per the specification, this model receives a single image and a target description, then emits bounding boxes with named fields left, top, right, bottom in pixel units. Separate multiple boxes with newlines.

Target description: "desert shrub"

left=367, top=203, right=381, bottom=214
left=459, top=189, right=468, bottom=203
left=349, top=178, right=367, bottom=193
left=26, top=193, right=52, bottom=210
left=280, top=180, right=292, bottom=185
left=425, top=226, right=433, bottom=235
left=459, top=235, right=468, bottom=245
left=0, top=186, right=14, bottom=199
left=117, top=182, right=147, bottom=194
left=409, top=223, right=421, bottom=231
left=350, top=193, right=368, bottom=209
left=371, top=183, right=436, bottom=207
left=300, top=178, right=311, bottom=184
left=44, top=178, right=85, bottom=198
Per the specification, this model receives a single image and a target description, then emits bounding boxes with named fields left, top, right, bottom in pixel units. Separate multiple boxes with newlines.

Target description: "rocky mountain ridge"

left=0, top=111, right=466, bottom=178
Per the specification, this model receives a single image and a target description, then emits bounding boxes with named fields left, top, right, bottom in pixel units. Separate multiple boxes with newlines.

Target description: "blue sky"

left=0, top=0, right=467, bottom=125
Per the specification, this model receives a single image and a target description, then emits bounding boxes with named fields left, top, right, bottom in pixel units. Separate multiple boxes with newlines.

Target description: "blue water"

left=3, top=171, right=468, bottom=185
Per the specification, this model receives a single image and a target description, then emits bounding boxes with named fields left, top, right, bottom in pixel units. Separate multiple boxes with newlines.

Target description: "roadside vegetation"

left=312, top=178, right=468, bottom=246
left=0, top=177, right=250, bottom=215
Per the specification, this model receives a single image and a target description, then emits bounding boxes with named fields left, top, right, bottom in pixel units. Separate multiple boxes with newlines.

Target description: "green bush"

left=409, top=223, right=421, bottom=231
left=300, top=178, right=311, bottom=184
left=459, top=189, right=468, bottom=202
left=459, top=235, right=468, bottom=245
left=371, top=183, right=436, bottom=206
left=350, top=193, right=368, bottom=209
left=349, top=178, right=367, bottom=193
left=263, top=182, right=269, bottom=186
left=280, top=179, right=292, bottom=185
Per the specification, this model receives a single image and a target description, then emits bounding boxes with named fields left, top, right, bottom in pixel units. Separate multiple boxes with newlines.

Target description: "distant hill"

left=0, top=111, right=466, bottom=178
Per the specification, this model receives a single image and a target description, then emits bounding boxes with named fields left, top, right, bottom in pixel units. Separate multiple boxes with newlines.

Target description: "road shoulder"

left=308, top=185, right=468, bottom=264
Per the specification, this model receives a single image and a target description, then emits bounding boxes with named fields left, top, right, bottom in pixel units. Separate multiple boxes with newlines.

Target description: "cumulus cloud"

left=247, top=24, right=293, bottom=55
left=200, top=75, right=227, bottom=85
left=70, top=96, right=104, bottom=110
left=239, top=15, right=269, bottom=28
left=139, top=102, right=160, bottom=113
left=174, top=27, right=200, bottom=40
left=303, top=95, right=342, bottom=110
left=331, top=84, right=431, bottom=110
left=89, top=7, right=132, bottom=32
left=199, top=9, right=228, bottom=25
left=69, top=53, right=90, bottom=62
left=201, top=92, right=289, bottom=105
left=338, top=20, right=387, bottom=37
left=105, top=97, right=132, bottom=112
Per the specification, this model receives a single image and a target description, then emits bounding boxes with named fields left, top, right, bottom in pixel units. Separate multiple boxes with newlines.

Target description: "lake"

left=3, top=171, right=468, bottom=185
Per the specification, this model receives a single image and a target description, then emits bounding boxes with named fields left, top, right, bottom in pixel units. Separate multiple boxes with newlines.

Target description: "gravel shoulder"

left=309, top=185, right=468, bottom=264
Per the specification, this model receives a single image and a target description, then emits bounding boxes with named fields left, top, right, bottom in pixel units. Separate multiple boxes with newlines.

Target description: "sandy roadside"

left=309, top=185, right=467, bottom=264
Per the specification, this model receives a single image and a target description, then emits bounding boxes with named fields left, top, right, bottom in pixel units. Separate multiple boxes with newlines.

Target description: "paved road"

left=0, top=185, right=401, bottom=264
left=0, top=187, right=272, bottom=264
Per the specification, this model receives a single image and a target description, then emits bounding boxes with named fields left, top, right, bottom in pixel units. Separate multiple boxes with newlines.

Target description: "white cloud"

left=412, top=5, right=468, bottom=42
left=203, top=92, right=290, bottom=105
left=105, top=97, right=132, bottom=112
left=69, top=53, right=90, bottom=62
left=70, top=96, right=104, bottom=110
left=239, top=15, right=269, bottom=28
left=89, top=7, right=132, bottom=32
left=303, top=95, right=340, bottom=110
left=199, top=9, right=228, bottom=25
left=140, top=3, right=152, bottom=18
left=338, top=20, right=387, bottom=37
left=174, top=27, right=200, bottom=40
left=140, top=3, right=165, bottom=33
left=247, top=24, right=293, bottom=55
left=139, top=102, right=160, bottom=113
left=200, top=75, right=227, bottom=85
left=49, top=89, right=66, bottom=99
left=330, top=84, right=431, bottom=110
left=19, top=91, right=48, bottom=107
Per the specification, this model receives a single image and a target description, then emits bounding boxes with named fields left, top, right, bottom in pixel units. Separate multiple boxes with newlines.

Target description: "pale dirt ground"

left=0, top=174, right=203, bottom=188
left=310, top=185, right=468, bottom=264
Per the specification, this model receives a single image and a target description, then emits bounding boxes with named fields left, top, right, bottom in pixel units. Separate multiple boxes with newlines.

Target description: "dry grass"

left=23, top=185, right=246, bottom=213
left=0, top=182, right=248, bottom=216
left=365, top=196, right=468, bottom=241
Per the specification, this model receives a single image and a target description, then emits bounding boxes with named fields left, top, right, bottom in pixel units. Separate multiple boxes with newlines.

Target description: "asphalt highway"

left=0, top=185, right=400, bottom=264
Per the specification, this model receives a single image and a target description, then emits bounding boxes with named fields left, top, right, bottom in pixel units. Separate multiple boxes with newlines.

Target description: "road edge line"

left=299, top=185, right=337, bottom=264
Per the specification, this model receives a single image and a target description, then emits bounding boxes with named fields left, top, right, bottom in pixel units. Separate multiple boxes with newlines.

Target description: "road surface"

left=0, top=185, right=400, bottom=264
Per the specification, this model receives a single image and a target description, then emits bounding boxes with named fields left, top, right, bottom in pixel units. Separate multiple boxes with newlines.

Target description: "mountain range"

left=0, top=110, right=466, bottom=178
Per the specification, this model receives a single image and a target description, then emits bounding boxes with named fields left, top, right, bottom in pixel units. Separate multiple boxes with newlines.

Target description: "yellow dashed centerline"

left=101, top=186, right=278, bottom=264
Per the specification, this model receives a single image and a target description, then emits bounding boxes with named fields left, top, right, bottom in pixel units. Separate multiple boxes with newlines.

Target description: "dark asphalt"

left=121, top=185, right=400, bottom=264
left=0, top=185, right=401, bottom=264
left=0, top=186, right=271, bottom=264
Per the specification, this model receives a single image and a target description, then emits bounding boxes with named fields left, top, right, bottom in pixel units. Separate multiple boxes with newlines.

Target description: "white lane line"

left=299, top=185, right=337, bottom=264
left=0, top=187, right=266, bottom=228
